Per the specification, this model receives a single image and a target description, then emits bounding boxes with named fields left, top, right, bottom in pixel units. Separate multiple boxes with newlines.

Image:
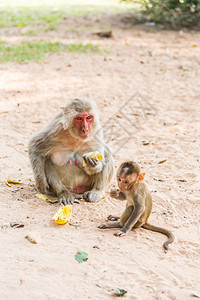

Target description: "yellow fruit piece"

left=36, top=193, right=58, bottom=203
left=53, top=205, right=72, bottom=225
left=6, top=179, right=23, bottom=187
left=83, top=151, right=103, bottom=166
left=36, top=193, right=49, bottom=201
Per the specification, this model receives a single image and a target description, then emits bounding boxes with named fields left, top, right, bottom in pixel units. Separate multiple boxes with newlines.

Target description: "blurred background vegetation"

left=0, top=0, right=199, bottom=63
left=122, top=0, right=200, bottom=29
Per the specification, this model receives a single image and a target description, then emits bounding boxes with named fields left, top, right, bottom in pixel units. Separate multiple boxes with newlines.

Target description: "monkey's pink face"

left=73, top=113, right=94, bottom=138
left=117, top=173, right=138, bottom=191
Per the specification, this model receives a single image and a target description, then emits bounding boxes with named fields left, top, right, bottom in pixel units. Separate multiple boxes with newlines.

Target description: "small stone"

left=25, top=234, right=38, bottom=244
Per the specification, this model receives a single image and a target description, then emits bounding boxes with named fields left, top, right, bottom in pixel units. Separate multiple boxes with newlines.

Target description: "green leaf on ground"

left=142, top=140, right=150, bottom=145
left=75, top=251, right=88, bottom=263
left=114, top=288, right=127, bottom=296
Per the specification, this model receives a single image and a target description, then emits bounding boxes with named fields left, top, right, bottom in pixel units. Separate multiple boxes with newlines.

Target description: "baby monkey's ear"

left=138, top=173, right=145, bottom=182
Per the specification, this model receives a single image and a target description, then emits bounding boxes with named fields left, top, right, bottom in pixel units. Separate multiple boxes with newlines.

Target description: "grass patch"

left=67, top=43, right=101, bottom=53
left=0, top=40, right=106, bottom=63
left=0, top=1, right=136, bottom=28
left=0, top=9, right=65, bottom=28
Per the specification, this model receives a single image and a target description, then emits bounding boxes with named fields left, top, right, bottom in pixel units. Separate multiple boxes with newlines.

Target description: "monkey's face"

left=72, top=113, right=94, bottom=139
left=117, top=173, right=138, bottom=191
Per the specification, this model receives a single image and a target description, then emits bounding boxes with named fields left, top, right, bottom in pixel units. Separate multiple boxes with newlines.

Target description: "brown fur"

left=98, top=161, right=174, bottom=251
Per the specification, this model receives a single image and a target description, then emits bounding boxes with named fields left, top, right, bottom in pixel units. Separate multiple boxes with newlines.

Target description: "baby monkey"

left=98, top=161, right=174, bottom=250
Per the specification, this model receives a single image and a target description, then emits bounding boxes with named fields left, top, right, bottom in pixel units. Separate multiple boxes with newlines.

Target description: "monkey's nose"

left=82, top=128, right=88, bottom=134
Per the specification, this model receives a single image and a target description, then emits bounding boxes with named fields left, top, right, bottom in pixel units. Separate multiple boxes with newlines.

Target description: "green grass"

left=67, top=43, right=101, bottom=53
left=0, top=10, right=65, bottom=28
left=0, top=40, right=105, bottom=63
left=0, top=1, right=135, bottom=28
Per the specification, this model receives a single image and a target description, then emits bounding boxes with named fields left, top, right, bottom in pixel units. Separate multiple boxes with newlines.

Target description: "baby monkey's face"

left=117, top=172, right=138, bottom=191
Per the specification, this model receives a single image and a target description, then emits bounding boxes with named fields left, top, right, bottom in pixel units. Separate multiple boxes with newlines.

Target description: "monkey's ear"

left=138, top=173, right=145, bottom=182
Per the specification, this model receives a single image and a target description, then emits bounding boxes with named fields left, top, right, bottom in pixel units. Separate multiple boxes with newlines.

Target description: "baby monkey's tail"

left=142, top=223, right=174, bottom=251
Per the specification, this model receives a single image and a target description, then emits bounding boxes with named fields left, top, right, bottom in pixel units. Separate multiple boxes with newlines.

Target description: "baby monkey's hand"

left=110, top=188, right=120, bottom=198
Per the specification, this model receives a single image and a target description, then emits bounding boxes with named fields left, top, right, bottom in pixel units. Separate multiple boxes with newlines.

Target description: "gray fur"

left=28, top=99, right=114, bottom=204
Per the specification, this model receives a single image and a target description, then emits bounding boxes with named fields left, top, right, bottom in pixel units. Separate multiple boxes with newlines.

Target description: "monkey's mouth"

left=119, top=186, right=128, bottom=191
left=80, top=132, right=89, bottom=138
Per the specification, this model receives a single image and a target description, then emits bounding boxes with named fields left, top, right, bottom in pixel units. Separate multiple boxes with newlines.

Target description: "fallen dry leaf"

left=158, top=160, right=167, bottom=164
left=176, top=179, right=187, bottom=182
left=10, top=222, right=24, bottom=228
left=154, top=177, right=164, bottom=182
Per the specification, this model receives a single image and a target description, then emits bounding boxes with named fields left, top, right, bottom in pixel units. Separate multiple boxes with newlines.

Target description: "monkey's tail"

left=142, top=223, right=174, bottom=251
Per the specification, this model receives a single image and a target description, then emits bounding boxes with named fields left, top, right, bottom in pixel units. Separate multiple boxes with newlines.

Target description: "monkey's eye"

left=118, top=178, right=121, bottom=182
left=124, top=181, right=128, bottom=184
left=76, top=117, right=82, bottom=121
left=87, top=115, right=92, bottom=120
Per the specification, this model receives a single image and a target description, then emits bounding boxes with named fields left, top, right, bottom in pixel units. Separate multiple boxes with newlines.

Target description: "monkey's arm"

left=83, top=146, right=114, bottom=203
left=110, top=189, right=126, bottom=200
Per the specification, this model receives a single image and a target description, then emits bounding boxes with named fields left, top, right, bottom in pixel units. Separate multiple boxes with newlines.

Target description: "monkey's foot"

left=114, top=231, right=126, bottom=237
left=107, top=215, right=120, bottom=221
left=58, top=190, right=75, bottom=205
left=83, top=191, right=101, bottom=202
left=98, top=224, right=108, bottom=229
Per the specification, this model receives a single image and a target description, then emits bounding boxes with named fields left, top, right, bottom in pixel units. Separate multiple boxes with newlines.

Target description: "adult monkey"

left=28, top=99, right=114, bottom=205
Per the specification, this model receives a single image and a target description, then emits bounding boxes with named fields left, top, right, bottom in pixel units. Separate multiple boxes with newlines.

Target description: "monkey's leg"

left=83, top=190, right=103, bottom=203
left=28, top=141, right=49, bottom=194
left=45, top=159, right=75, bottom=205
left=118, top=204, right=144, bottom=236
left=98, top=206, right=134, bottom=231
left=98, top=221, right=122, bottom=229
left=113, top=206, right=134, bottom=236
left=120, top=206, right=134, bottom=226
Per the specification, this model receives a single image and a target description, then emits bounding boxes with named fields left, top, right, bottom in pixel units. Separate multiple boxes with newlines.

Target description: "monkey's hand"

left=83, top=155, right=103, bottom=175
left=114, top=230, right=126, bottom=237
left=58, top=190, right=75, bottom=205
left=107, top=215, right=120, bottom=221
left=110, top=189, right=120, bottom=198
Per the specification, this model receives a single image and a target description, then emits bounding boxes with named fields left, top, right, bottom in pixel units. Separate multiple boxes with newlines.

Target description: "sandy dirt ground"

left=0, top=11, right=200, bottom=300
